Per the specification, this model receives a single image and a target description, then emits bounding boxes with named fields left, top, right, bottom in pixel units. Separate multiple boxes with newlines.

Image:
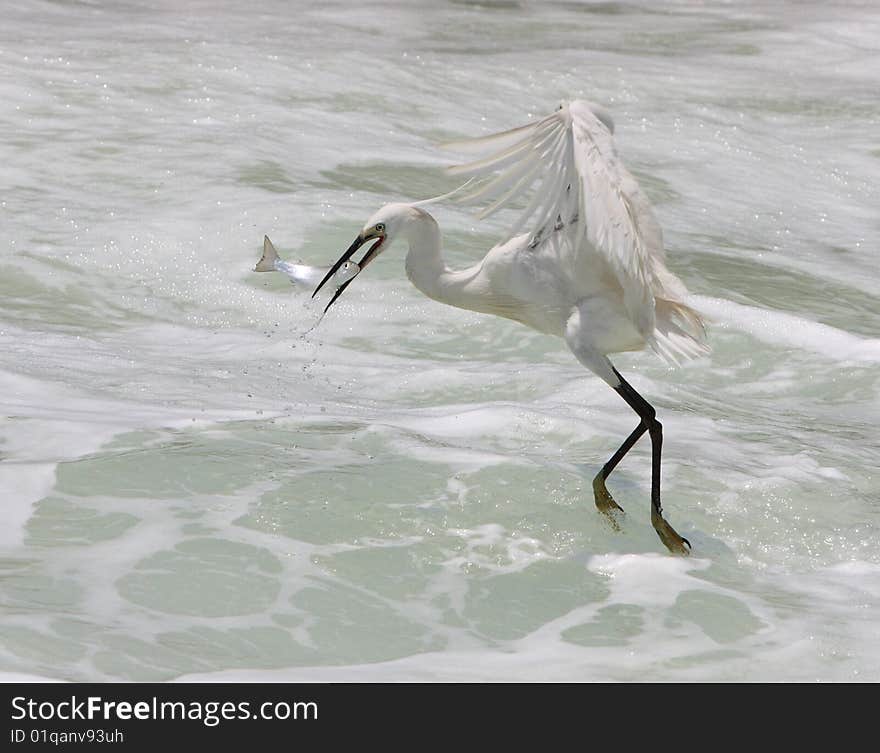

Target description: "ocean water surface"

left=1, top=0, right=879, bottom=682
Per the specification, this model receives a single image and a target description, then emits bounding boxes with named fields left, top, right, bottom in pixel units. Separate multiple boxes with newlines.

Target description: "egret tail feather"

left=648, top=298, right=710, bottom=365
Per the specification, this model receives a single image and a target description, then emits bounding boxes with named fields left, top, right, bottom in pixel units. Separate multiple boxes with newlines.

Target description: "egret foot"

left=593, top=476, right=624, bottom=531
left=651, top=508, right=690, bottom=555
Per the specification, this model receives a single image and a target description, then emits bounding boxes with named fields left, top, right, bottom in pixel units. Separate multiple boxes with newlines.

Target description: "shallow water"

left=1, top=0, right=879, bottom=682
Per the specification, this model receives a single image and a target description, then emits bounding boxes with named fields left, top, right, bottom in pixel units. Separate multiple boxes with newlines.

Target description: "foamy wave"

left=692, top=296, right=880, bottom=362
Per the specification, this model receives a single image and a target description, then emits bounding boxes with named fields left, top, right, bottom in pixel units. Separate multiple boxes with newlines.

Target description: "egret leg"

left=598, top=367, right=691, bottom=555
left=592, top=423, right=645, bottom=526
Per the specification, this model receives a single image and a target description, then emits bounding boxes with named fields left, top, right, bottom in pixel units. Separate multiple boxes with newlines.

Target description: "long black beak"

left=312, top=233, right=385, bottom=314
left=312, top=234, right=366, bottom=299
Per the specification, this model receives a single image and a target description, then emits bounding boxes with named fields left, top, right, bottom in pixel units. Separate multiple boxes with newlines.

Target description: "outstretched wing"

left=444, top=100, right=660, bottom=337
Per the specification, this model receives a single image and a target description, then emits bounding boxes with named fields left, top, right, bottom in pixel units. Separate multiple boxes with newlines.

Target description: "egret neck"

left=401, top=207, right=487, bottom=314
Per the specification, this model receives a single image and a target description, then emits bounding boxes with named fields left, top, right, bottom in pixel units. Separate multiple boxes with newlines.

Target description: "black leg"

left=598, top=422, right=648, bottom=484
left=593, top=422, right=646, bottom=524
left=592, top=367, right=690, bottom=555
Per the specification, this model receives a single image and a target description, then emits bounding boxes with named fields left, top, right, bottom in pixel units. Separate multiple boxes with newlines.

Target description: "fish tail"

left=254, top=235, right=281, bottom=272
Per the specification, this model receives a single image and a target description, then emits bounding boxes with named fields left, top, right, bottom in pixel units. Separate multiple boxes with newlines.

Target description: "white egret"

left=263, top=100, right=709, bottom=554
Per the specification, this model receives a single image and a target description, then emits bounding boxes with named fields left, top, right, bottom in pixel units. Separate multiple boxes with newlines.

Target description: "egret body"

left=269, top=100, right=709, bottom=554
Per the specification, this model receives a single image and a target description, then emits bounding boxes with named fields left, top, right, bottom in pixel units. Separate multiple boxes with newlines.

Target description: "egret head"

left=312, top=203, right=414, bottom=312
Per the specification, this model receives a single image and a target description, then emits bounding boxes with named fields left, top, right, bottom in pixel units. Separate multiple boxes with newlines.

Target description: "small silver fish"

left=254, top=236, right=358, bottom=289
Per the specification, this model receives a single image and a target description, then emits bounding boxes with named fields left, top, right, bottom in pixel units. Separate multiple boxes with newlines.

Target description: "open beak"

left=312, top=231, right=385, bottom=313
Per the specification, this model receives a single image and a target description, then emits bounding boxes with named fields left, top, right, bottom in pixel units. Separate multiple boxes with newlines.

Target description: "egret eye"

left=375, top=223, right=385, bottom=233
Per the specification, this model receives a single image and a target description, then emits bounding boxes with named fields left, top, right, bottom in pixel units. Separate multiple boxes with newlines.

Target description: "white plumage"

left=262, top=100, right=708, bottom=553
left=444, top=100, right=708, bottom=369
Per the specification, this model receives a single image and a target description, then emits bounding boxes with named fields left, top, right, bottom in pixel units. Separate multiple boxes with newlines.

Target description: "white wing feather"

left=445, top=100, right=661, bottom=338
left=571, top=101, right=657, bottom=336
